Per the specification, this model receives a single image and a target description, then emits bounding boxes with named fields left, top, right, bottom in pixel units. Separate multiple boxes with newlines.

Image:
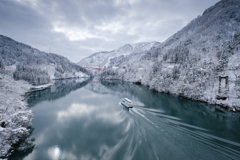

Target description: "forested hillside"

left=101, top=0, right=240, bottom=111
left=0, top=35, right=91, bottom=85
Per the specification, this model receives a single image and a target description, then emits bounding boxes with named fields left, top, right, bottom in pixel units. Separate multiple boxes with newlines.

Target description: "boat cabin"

left=121, top=98, right=133, bottom=108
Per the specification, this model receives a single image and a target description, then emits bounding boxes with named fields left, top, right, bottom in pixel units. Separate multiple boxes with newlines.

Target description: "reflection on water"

left=10, top=79, right=240, bottom=160
left=27, top=78, right=92, bottom=107
left=48, top=146, right=61, bottom=160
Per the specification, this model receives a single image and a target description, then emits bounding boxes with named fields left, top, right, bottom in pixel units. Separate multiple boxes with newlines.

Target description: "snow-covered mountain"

left=0, top=35, right=92, bottom=85
left=0, top=35, right=93, bottom=157
left=77, top=41, right=160, bottom=68
left=101, top=0, right=240, bottom=111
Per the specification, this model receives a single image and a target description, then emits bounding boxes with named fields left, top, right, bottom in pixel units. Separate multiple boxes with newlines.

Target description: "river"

left=9, top=78, right=240, bottom=160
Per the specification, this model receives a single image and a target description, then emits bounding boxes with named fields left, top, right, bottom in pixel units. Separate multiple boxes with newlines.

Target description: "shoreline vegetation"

left=101, top=76, right=239, bottom=112
left=0, top=73, right=33, bottom=158
left=0, top=72, right=89, bottom=158
left=1, top=0, right=240, bottom=158
left=97, top=0, right=240, bottom=112
left=0, top=32, right=92, bottom=158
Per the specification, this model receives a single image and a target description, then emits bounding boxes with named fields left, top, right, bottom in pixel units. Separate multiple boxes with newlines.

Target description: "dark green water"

left=10, top=79, right=240, bottom=160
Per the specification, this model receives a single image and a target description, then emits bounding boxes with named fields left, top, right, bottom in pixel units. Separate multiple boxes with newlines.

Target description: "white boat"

left=120, top=98, right=133, bottom=108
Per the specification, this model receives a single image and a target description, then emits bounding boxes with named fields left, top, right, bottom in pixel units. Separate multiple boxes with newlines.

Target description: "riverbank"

left=0, top=74, right=52, bottom=158
left=0, top=71, right=91, bottom=158
left=9, top=78, right=240, bottom=160
left=129, top=78, right=240, bottom=112
left=101, top=72, right=240, bottom=113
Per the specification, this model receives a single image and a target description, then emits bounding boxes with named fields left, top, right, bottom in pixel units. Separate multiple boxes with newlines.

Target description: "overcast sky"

left=0, top=0, right=220, bottom=62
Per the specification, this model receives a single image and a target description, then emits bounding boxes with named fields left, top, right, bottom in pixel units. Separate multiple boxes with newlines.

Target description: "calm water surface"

left=10, top=78, right=240, bottom=160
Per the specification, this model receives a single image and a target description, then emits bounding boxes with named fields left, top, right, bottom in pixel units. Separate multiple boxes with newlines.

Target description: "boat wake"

left=117, top=105, right=240, bottom=160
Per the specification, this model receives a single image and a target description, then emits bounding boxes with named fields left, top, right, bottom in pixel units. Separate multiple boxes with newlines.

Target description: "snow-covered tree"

left=13, top=64, right=50, bottom=85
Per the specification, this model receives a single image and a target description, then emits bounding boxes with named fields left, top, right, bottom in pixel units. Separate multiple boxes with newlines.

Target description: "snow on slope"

left=0, top=35, right=92, bottom=85
left=0, top=74, right=33, bottom=158
left=0, top=35, right=92, bottom=158
left=101, top=0, right=240, bottom=111
left=77, top=41, right=160, bottom=68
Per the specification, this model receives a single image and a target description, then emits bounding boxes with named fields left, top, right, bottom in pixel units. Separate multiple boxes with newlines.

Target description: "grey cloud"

left=0, top=0, right=220, bottom=62
left=0, top=0, right=50, bottom=34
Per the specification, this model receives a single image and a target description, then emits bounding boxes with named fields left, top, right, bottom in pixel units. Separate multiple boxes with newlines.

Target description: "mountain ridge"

left=78, top=41, right=160, bottom=68
left=100, top=0, right=240, bottom=111
left=0, top=34, right=92, bottom=85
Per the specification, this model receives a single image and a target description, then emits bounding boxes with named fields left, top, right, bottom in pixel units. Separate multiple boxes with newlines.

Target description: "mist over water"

left=9, top=79, right=240, bottom=160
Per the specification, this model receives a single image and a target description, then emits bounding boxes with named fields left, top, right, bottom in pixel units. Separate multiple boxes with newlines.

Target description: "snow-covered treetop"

left=0, top=34, right=92, bottom=77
